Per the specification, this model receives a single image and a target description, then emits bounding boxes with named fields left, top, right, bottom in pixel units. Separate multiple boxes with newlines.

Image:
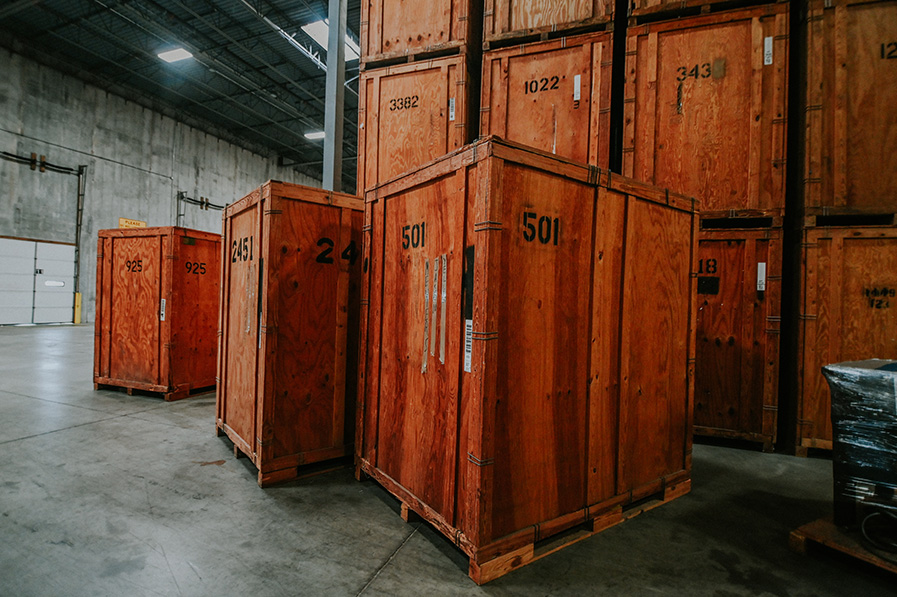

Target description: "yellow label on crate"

left=119, top=218, right=147, bottom=229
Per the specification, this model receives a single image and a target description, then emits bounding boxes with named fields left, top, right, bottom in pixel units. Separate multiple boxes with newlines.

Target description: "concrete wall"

left=0, top=48, right=319, bottom=323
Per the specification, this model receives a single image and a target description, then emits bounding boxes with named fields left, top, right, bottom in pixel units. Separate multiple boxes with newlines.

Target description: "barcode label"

left=573, top=74, right=581, bottom=102
left=464, top=319, right=473, bottom=372
left=449, top=98, right=456, bottom=121
left=757, top=262, right=767, bottom=291
left=764, top=37, right=773, bottom=65
left=160, top=299, right=166, bottom=321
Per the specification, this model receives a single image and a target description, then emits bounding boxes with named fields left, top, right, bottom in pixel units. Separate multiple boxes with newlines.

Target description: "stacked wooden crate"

left=216, top=182, right=363, bottom=486
left=790, top=0, right=897, bottom=455
left=623, top=2, right=789, bottom=451
left=357, top=0, right=482, bottom=194
left=356, top=137, right=697, bottom=584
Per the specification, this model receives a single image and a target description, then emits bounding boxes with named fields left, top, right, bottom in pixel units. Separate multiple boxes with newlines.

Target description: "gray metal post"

left=322, top=0, right=347, bottom=192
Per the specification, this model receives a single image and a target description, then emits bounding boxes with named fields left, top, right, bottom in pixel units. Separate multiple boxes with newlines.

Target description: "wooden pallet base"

left=694, top=426, right=775, bottom=453
left=790, top=518, right=897, bottom=575
left=482, top=19, right=612, bottom=52
left=389, top=477, right=690, bottom=584
left=219, top=426, right=352, bottom=488
left=94, top=381, right=215, bottom=401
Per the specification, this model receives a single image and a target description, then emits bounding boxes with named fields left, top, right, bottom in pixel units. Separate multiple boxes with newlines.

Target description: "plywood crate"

left=480, top=31, right=612, bottom=168
left=216, top=182, right=363, bottom=487
left=356, top=137, right=698, bottom=583
left=357, top=55, right=475, bottom=194
left=795, top=225, right=897, bottom=452
left=94, top=226, right=220, bottom=401
left=360, top=0, right=481, bottom=67
left=623, top=4, right=788, bottom=213
left=694, top=216, right=782, bottom=451
left=803, top=0, right=897, bottom=217
left=483, top=0, right=613, bottom=47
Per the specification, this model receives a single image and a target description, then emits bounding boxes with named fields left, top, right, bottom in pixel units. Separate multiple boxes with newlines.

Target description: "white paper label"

left=764, top=37, right=773, bottom=65
left=757, top=262, right=767, bottom=291
left=160, top=298, right=166, bottom=321
left=464, top=319, right=473, bottom=373
left=573, top=74, right=581, bottom=102
left=449, top=97, right=456, bottom=121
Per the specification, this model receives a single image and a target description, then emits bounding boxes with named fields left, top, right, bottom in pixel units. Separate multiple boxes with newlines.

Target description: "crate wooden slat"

left=803, top=0, right=897, bottom=216
left=216, top=181, right=363, bottom=487
left=94, top=226, right=220, bottom=401
left=630, top=0, right=788, bottom=20
left=357, top=55, right=474, bottom=194
left=357, top=137, right=697, bottom=583
left=360, top=0, right=481, bottom=67
left=480, top=31, right=612, bottom=169
left=694, top=220, right=782, bottom=451
left=796, top=225, right=897, bottom=451
left=622, top=4, right=788, bottom=212
left=483, top=0, right=613, bottom=47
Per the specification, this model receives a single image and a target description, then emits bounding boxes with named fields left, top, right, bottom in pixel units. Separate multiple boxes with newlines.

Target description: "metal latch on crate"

left=757, top=262, right=767, bottom=292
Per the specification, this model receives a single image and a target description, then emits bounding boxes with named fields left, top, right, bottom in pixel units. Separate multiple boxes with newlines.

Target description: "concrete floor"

left=0, top=326, right=893, bottom=596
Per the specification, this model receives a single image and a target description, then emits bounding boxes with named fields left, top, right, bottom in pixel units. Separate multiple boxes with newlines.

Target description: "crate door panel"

left=109, top=236, right=161, bottom=385
left=380, top=1, right=451, bottom=56
left=268, top=201, right=344, bottom=458
left=377, top=67, right=453, bottom=184
left=507, top=0, right=593, bottom=32
left=694, top=238, right=764, bottom=435
left=223, top=208, right=261, bottom=446
left=377, top=176, right=465, bottom=519
left=171, top=235, right=220, bottom=388
left=619, top=202, right=691, bottom=493
left=845, top=5, right=897, bottom=208
left=652, top=23, right=752, bottom=209
left=503, top=44, right=597, bottom=164
left=490, top=165, right=593, bottom=539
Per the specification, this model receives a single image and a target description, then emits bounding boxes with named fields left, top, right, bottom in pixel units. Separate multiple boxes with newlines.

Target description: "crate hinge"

left=467, top=452, right=495, bottom=467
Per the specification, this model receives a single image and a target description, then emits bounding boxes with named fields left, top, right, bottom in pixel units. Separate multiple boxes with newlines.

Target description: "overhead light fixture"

left=304, top=131, right=325, bottom=140
left=158, top=48, right=193, bottom=63
left=301, top=20, right=360, bottom=61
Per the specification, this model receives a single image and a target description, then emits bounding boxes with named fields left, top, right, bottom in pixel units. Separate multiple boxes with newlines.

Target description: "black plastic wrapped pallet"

left=823, top=360, right=897, bottom=528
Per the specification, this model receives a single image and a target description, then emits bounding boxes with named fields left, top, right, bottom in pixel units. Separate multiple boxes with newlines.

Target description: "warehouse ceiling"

left=0, top=0, right=361, bottom=191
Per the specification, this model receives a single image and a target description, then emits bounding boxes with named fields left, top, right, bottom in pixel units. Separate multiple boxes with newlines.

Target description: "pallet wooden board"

left=480, top=31, right=612, bottom=168
left=216, top=181, right=363, bottom=486
left=796, top=226, right=897, bottom=450
left=360, top=0, right=481, bottom=66
left=483, top=0, right=613, bottom=45
left=803, top=0, right=897, bottom=216
left=694, top=222, right=782, bottom=451
left=357, top=137, right=697, bottom=583
left=623, top=4, right=788, bottom=212
left=94, top=227, right=220, bottom=401
left=790, top=517, right=897, bottom=575
left=357, top=55, right=474, bottom=194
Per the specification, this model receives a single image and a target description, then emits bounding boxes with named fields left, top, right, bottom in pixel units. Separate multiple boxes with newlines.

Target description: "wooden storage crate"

left=357, top=55, right=475, bottom=194
left=796, top=225, right=897, bottom=452
left=483, top=0, right=613, bottom=47
left=356, top=137, right=698, bottom=583
left=360, top=0, right=481, bottom=66
left=216, top=182, right=363, bottom=487
left=480, top=31, right=612, bottom=168
left=694, top=217, right=782, bottom=451
left=94, top=227, right=220, bottom=401
left=622, top=4, right=788, bottom=213
left=803, top=0, right=897, bottom=216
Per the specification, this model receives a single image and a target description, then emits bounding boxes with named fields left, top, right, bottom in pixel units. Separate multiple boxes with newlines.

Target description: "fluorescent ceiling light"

left=304, top=131, right=325, bottom=140
left=158, top=48, right=193, bottom=63
left=301, top=20, right=360, bottom=61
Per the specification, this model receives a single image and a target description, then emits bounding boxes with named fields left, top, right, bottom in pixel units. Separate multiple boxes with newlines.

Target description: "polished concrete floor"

left=0, top=325, right=894, bottom=596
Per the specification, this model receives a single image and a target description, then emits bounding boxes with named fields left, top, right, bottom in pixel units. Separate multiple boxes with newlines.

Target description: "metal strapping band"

left=467, top=452, right=494, bottom=467
left=264, top=209, right=282, bottom=215
left=472, top=331, right=499, bottom=340
left=762, top=405, right=778, bottom=411
left=799, top=314, right=817, bottom=320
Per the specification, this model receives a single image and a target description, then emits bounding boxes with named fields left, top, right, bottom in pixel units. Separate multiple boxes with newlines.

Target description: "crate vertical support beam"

left=323, top=0, right=347, bottom=192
